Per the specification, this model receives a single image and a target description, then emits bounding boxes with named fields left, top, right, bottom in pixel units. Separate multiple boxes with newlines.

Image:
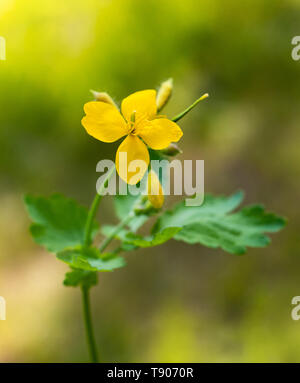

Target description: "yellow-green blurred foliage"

left=0, top=0, right=300, bottom=362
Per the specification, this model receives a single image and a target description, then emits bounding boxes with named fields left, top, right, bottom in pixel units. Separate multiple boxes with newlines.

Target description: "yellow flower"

left=147, top=170, right=164, bottom=209
left=81, top=90, right=183, bottom=184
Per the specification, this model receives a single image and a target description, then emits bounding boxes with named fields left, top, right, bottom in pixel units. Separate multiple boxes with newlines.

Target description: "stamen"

left=128, top=111, right=137, bottom=134
left=130, top=111, right=136, bottom=123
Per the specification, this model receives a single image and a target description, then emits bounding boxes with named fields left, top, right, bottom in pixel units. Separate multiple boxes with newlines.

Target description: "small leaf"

left=64, top=269, right=98, bottom=288
left=101, top=225, right=180, bottom=249
left=24, top=194, right=99, bottom=252
left=122, top=227, right=181, bottom=248
left=57, top=246, right=126, bottom=271
left=153, top=191, right=286, bottom=255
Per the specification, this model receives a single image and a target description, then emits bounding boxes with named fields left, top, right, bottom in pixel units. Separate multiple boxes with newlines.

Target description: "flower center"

left=127, top=111, right=150, bottom=135
left=129, top=124, right=137, bottom=134
left=128, top=111, right=137, bottom=135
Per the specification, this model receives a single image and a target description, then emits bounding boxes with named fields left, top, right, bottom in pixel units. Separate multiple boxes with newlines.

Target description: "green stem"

left=99, top=212, right=134, bottom=252
left=172, top=93, right=209, bottom=123
left=81, top=285, right=99, bottom=363
left=81, top=165, right=115, bottom=362
left=99, top=193, right=146, bottom=252
left=84, top=165, right=115, bottom=246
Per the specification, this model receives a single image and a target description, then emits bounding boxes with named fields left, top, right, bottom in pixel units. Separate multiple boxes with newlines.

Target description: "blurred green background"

left=0, top=0, right=299, bottom=362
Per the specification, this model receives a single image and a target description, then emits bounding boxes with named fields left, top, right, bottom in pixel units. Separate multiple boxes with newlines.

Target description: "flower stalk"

left=84, top=165, right=116, bottom=246
left=99, top=212, right=134, bottom=252
left=81, top=285, right=99, bottom=363
left=81, top=164, right=116, bottom=362
left=172, top=93, right=209, bottom=122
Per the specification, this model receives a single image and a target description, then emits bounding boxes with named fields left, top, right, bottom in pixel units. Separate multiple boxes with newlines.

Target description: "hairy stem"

left=81, top=285, right=99, bottom=363
left=99, top=193, right=146, bottom=252
left=172, top=93, right=209, bottom=123
left=99, top=212, right=134, bottom=252
left=84, top=165, right=115, bottom=246
left=81, top=165, right=115, bottom=363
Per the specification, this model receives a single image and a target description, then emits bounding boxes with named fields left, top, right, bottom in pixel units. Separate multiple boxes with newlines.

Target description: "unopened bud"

left=156, top=78, right=173, bottom=111
left=147, top=170, right=164, bottom=209
left=90, top=90, right=118, bottom=108
left=160, top=143, right=182, bottom=157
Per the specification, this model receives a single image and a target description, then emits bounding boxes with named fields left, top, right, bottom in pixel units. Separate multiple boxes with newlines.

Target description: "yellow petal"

left=82, top=101, right=128, bottom=143
left=147, top=170, right=164, bottom=209
left=121, top=90, right=157, bottom=122
left=116, top=135, right=149, bottom=185
left=137, top=118, right=183, bottom=150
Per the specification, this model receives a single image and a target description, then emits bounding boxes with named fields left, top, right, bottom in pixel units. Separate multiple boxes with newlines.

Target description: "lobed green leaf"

left=24, top=194, right=99, bottom=253
left=153, top=191, right=286, bottom=255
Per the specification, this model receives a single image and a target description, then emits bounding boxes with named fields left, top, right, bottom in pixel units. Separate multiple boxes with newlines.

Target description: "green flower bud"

left=160, top=143, right=182, bottom=157
left=90, top=90, right=118, bottom=109
left=156, top=78, right=173, bottom=111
